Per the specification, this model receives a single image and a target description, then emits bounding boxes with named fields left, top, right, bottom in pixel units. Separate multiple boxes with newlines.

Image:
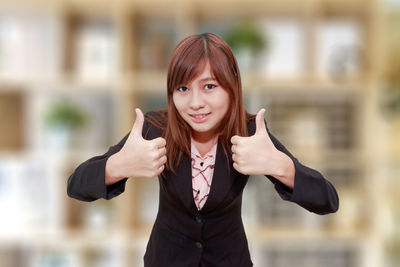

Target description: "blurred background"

left=0, top=0, right=399, bottom=266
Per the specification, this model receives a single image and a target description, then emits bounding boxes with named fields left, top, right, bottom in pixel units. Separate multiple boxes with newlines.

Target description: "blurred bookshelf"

left=0, top=0, right=396, bottom=266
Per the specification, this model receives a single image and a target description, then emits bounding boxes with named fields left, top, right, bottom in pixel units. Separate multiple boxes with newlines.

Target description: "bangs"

left=173, top=59, right=208, bottom=89
left=168, top=38, right=209, bottom=92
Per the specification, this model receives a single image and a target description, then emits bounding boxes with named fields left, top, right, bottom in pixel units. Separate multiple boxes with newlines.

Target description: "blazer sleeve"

left=66, top=112, right=153, bottom=202
left=249, top=118, right=339, bottom=215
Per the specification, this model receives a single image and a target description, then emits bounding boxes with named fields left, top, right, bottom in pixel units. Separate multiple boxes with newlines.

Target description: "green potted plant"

left=224, top=21, right=269, bottom=71
left=382, top=51, right=400, bottom=118
left=43, top=99, right=89, bottom=151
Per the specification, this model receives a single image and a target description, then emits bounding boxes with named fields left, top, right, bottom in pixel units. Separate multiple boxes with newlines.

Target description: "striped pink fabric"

left=191, top=140, right=217, bottom=210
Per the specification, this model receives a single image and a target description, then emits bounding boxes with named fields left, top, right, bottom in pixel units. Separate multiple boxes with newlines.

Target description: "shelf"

left=0, top=1, right=387, bottom=267
left=246, top=224, right=369, bottom=243
left=0, top=221, right=367, bottom=247
left=0, top=72, right=369, bottom=94
left=0, top=90, right=24, bottom=151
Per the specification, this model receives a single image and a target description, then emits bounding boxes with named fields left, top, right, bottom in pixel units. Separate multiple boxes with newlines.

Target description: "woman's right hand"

left=105, top=108, right=167, bottom=185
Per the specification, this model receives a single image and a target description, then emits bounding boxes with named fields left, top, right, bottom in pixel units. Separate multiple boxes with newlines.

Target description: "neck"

left=191, top=130, right=218, bottom=144
left=191, top=132, right=218, bottom=157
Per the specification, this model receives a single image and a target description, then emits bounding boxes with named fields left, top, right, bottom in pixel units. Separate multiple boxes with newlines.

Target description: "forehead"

left=187, top=61, right=216, bottom=84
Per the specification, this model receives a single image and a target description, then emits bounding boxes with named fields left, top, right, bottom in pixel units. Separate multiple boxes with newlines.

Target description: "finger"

left=158, top=155, right=167, bottom=165
left=131, top=108, right=145, bottom=138
left=232, top=153, right=237, bottom=162
left=233, top=162, right=240, bottom=172
left=157, top=164, right=165, bottom=174
left=153, top=137, right=166, bottom=148
left=230, top=135, right=240, bottom=145
left=255, top=108, right=267, bottom=135
left=157, top=147, right=167, bottom=158
left=231, top=144, right=236, bottom=154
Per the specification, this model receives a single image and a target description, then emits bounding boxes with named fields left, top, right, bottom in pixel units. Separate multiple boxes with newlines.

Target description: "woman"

left=67, top=33, right=339, bottom=267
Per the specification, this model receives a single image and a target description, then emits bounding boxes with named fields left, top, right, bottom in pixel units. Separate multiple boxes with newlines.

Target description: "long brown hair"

left=148, top=33, right=252, bottom=175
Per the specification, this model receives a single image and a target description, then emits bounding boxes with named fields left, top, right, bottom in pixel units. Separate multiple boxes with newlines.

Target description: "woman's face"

left=172, top=61, right=230, bottom=141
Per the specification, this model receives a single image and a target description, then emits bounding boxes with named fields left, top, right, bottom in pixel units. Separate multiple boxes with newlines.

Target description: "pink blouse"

left=191, top=139, right=218, bottom=210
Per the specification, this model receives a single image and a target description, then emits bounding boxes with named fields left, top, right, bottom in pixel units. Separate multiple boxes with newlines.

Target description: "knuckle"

left=156, top=137, right=166, bottom=147
left=145, top=141, right=153, bottom=149
left=237, top=158, right=245, bottom=167
left=151, top=142, right=158, bottom=150
left=150, top=151, right=158, bottom=159
left=160, top=137, right=167, bottom=146
left=234, top=147, right=240, bottom=154
left=233, top=162, right=238, bottom=170
left=151, top=169, right=159, bottom=177
left=234, top=163, right=242, bottom=173
left=236, top=159, right=242, bottom=166
left=151, top=161, right=158, bottom=169
left=236, top=150, right=240, bottom=155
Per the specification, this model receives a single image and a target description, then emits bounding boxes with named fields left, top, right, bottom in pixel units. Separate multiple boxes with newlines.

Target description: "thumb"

left=131, top=108, right=144, bottom=138
left=255, top=108, right=267, bottom=135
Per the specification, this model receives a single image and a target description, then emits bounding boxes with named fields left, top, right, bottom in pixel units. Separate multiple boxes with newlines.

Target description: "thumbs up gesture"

left=114, top=108, right=167, bottom=179
left=230, top=109, right=282, bottom=176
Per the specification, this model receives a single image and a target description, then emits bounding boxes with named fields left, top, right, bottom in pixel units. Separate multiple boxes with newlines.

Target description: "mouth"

left=189, top=112, right=211, bottom=122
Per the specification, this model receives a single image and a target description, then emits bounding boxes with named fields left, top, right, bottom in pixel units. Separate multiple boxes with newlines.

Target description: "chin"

left=191, top=126, right=210, bottom=133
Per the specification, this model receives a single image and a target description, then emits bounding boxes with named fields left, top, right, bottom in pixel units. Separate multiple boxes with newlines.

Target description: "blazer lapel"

left=170, top=152, right=197, bottom=213
left=170, top=139, right=235, bottom=215
left=200, top=140, right=235, bottom=214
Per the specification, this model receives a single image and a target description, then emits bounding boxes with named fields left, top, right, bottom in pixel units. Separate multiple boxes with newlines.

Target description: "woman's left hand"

left=230, top=109, right=291, bottom=177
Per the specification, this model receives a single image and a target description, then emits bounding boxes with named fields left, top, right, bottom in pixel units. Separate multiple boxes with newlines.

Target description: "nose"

left=189, top=88, right=205, bottom=110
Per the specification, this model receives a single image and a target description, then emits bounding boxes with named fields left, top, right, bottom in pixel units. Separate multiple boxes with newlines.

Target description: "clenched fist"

left=105, top=108, right=167, bottom=185
left=230, top=108, right=291, bottom=178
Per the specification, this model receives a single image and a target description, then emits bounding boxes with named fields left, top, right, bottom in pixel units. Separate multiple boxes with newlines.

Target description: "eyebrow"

left=198, top=77, right=216, bottom=83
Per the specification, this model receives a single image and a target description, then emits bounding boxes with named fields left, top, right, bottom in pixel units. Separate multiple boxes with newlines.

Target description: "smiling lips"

left=189, top=112, right=211, bottom=122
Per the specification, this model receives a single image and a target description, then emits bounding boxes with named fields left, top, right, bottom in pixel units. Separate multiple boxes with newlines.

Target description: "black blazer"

left=67, top=111, right=339, bottom=267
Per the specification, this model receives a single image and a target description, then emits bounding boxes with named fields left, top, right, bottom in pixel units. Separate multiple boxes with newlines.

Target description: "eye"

left=177, top=86, right=188, bottom=92
left=204, top=84, right=216, bottom=90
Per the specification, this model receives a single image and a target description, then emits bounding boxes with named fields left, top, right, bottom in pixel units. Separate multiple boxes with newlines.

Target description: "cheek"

left=172, top=94, right=184, bottom=113
left=218, top=91, right=231, bottom=115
